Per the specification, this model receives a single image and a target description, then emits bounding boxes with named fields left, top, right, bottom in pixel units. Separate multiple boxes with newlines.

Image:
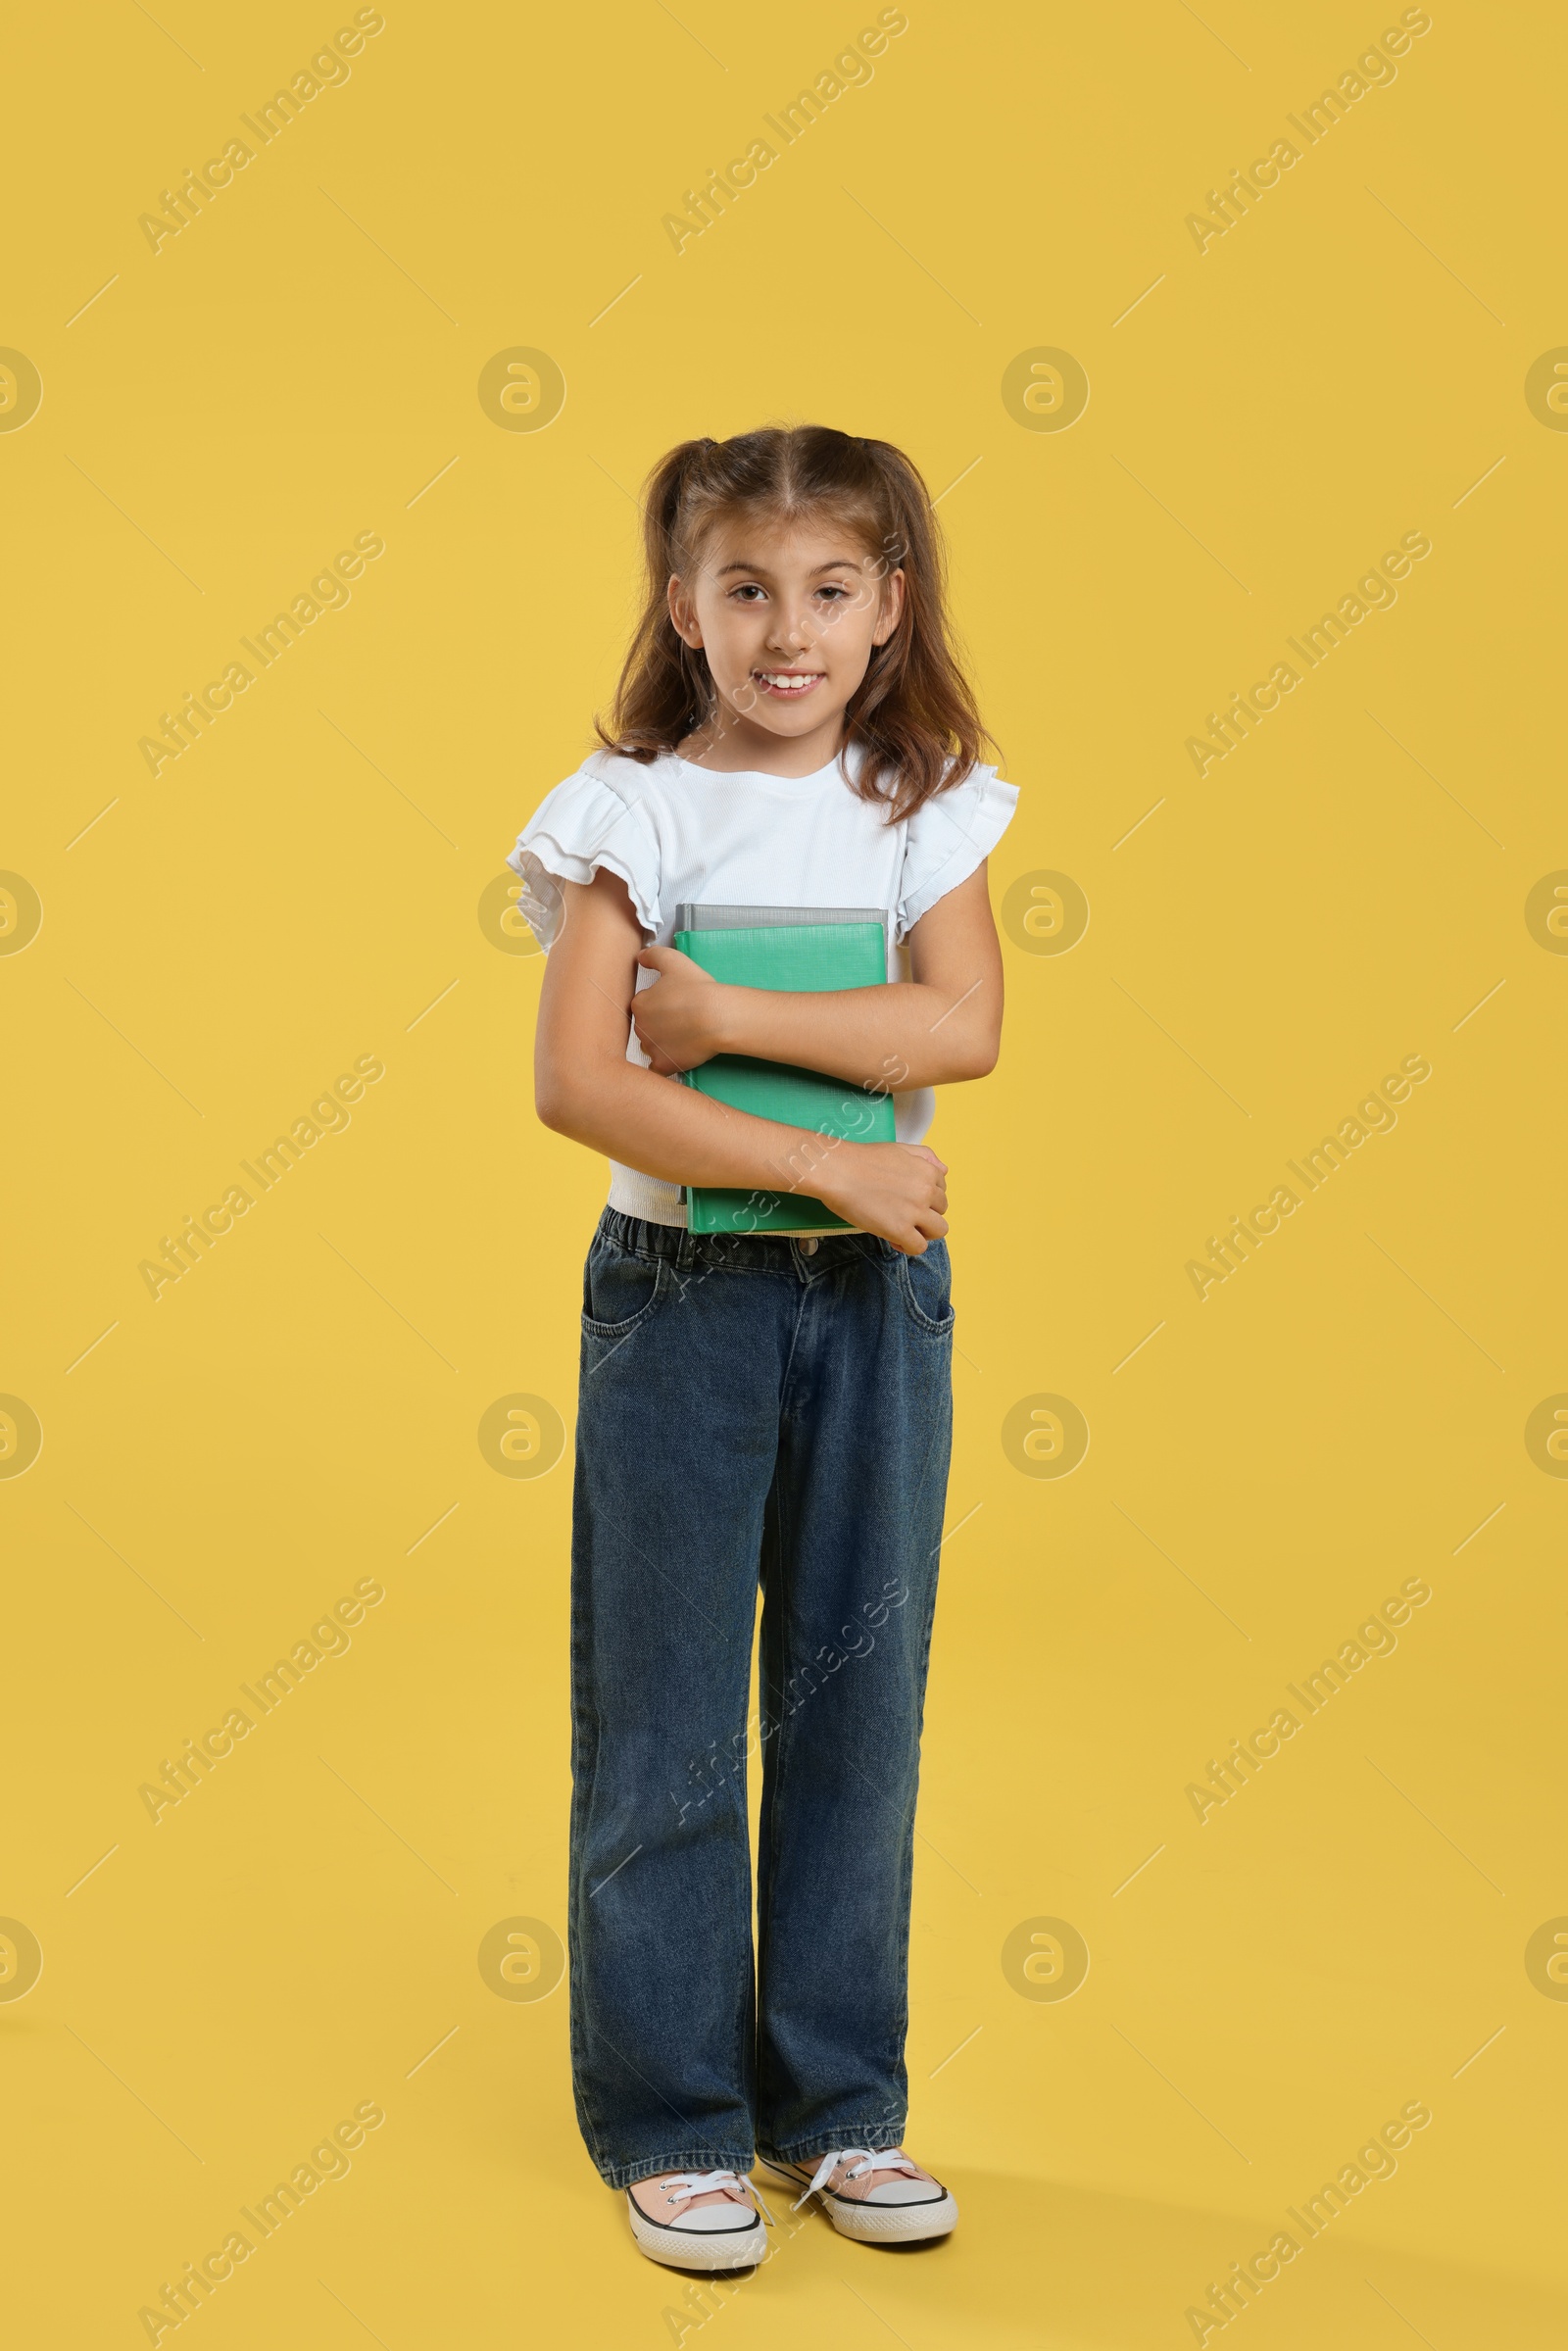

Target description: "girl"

left=508, top=425, right=1016, bottom=2271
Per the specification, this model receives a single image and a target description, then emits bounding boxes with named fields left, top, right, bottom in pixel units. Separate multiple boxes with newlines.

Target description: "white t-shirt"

left=507, top=742, right=1019, bottom=1224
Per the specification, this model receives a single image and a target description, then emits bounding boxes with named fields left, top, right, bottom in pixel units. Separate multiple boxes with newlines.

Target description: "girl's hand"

left=812, top=1140, right=949, bottom=1255
left=632, top=947, right=735, bottom=1075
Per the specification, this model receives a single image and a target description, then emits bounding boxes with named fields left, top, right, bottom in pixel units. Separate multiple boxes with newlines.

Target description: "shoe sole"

left=625, top=2196, right=766, bottom=2272
left=760, top=2162, right=958, bottom=2243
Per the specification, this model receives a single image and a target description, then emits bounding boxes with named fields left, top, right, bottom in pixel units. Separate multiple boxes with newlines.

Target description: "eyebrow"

left=712, top=557, right=865, bottom=577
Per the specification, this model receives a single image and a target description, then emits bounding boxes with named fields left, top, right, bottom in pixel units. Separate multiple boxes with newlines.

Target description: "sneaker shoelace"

left=651, top=2171, right=774, bottom=2224
left=795, top=2146, right=921, bottom=2207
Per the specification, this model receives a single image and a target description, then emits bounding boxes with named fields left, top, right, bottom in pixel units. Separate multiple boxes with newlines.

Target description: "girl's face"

left=667, top=511, right=905, bottom=760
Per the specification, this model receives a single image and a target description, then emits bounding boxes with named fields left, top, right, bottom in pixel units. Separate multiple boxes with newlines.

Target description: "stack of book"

left=671, top=904, right=896, bottom=1235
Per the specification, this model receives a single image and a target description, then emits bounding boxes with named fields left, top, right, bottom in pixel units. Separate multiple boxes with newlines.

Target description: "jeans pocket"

left=581, top=1245, right=668, bottom=1341
left=895, top=1240, right=955, bottom=1335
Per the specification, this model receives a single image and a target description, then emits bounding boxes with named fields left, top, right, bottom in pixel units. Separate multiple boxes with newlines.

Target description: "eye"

left=815, top=583, right=852, bottom=602
left=728, top=582, right=767, bottom=602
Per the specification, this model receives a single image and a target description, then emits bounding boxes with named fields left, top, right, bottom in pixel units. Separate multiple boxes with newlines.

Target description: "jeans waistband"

left=596, top=1206, right=890, bottom=1274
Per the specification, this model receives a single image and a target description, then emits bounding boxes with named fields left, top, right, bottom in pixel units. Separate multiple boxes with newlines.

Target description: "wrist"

left=805, top=1134, right=863, bottom=1209
left=712, top=983, right=756, bottom=1057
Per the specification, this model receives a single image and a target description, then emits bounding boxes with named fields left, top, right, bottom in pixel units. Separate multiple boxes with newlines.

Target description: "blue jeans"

left=568, top=1208, right=955, bottom=2189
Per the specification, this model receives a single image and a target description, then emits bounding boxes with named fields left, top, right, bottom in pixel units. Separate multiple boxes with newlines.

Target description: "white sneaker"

left=624, top=2170, right=771, bottom=2271
left=763, top=2147, right=958, bottom=2242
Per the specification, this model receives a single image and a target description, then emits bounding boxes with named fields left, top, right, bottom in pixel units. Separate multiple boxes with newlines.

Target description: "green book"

left=670, top=904, right=896, bottom=1235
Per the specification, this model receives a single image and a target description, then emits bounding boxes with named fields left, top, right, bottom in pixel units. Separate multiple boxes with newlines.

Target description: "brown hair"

left=596, top=424, right=994, bottom=822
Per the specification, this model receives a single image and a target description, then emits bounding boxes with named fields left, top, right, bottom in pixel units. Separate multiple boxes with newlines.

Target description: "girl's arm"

left=629, top=863, right=1004, bottom=1091
left=533, top=869, right=951, bottom=1253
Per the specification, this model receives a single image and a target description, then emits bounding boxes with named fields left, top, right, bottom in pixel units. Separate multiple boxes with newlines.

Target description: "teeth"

left=759, top=672, right=817, bottom=690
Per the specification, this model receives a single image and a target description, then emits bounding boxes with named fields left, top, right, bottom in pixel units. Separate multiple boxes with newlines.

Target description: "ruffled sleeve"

left=896, top=762, right=1019, bottom=943
left=505, top=757, right=662, bottom=950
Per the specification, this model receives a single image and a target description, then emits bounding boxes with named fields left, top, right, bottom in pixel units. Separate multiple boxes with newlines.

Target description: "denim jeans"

left=567, top=1207, right=955, bottom=2189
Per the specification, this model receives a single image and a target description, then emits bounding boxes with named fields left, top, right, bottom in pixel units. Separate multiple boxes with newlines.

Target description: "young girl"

left=508, top=425, right=1016, bottom=2272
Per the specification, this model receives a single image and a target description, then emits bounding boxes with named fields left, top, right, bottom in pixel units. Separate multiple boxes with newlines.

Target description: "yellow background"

left=6, top=2, right=1566, bottom=2343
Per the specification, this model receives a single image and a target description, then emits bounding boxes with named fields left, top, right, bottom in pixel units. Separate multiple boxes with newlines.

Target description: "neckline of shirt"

left=671, top=750, right=852, bottom=788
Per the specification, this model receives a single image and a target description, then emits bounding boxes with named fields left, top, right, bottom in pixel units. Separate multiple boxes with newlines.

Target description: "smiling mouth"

left=753, top=670, right=825, bottom=697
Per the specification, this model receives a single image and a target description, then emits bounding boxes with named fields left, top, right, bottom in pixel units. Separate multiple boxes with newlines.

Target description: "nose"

left=766, top=603, right=816, bottom=657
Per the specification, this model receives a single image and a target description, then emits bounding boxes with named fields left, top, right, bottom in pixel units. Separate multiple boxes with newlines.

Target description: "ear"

left=871, top=568, right=906, bottom=647
left=666, top=573, right=704, bottom=648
